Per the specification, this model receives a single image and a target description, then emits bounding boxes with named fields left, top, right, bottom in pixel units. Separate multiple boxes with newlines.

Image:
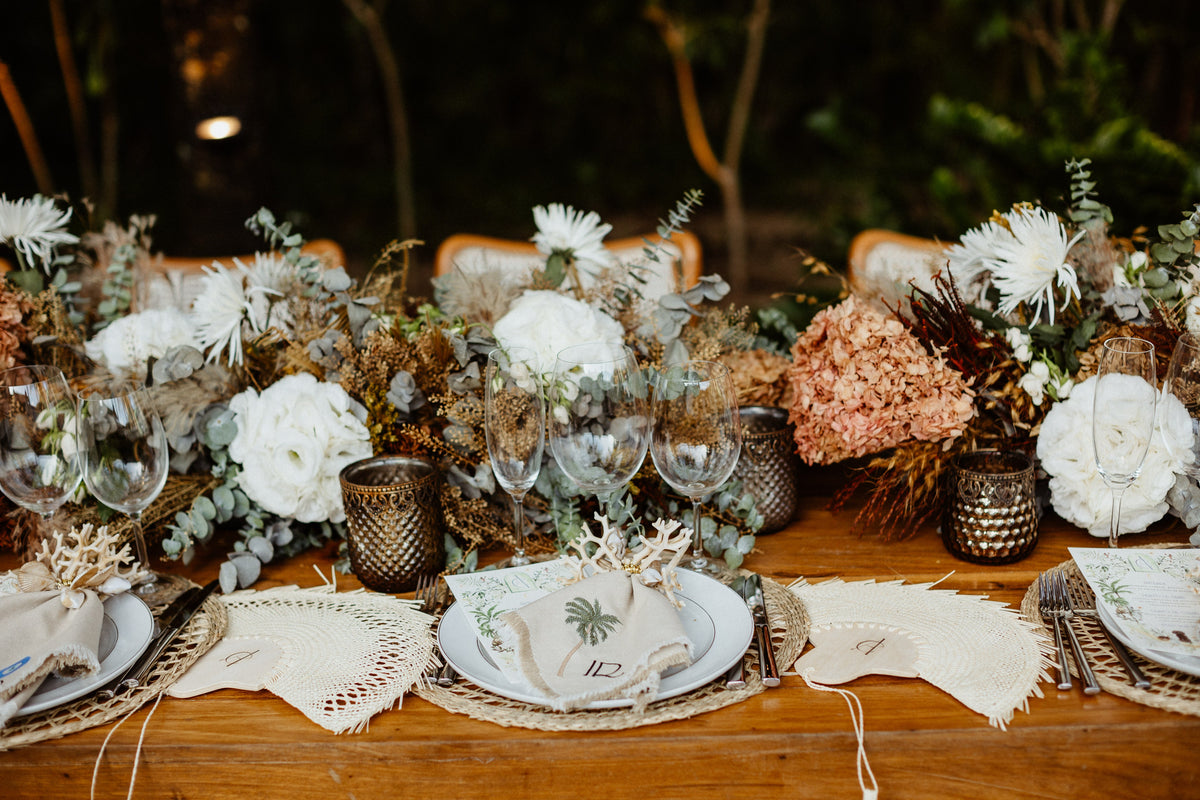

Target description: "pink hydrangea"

left=787, top=295, right=976, bottom=464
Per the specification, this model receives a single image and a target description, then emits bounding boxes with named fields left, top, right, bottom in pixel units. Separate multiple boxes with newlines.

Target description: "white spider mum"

left=988, top=206, right=1085, bottom=324
left=0, top=194, right=80, bottom=273
left=945, top=218, right=1003, bottom=306
left=531, top=203, right=615, bottom=269
left=191, top=260, right=260, bottom=366
left=240, top=252, right=296, bottom=333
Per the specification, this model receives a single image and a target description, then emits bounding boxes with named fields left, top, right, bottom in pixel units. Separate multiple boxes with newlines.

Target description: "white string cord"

left=90, top=691, right=166, bottom=800
left=801, top=671, right=879, bottom=800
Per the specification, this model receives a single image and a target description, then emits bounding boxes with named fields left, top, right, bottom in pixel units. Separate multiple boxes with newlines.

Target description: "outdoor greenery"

left=2, top=0, right=1197, bottom=301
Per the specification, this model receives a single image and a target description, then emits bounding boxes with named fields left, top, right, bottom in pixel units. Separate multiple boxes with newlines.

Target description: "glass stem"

left=1108, top=486, right=1127, bottom=549
left=512, top=494, right=527, bottom=563
left=691, top=498, right=704, bottom=559
left=130, top=510, right=158, bottom=588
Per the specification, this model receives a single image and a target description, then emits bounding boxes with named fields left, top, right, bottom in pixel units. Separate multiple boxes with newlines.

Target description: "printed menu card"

left=1070, top=547, right=1200, bottom=658
left=443, top=559, right=576, bottom=682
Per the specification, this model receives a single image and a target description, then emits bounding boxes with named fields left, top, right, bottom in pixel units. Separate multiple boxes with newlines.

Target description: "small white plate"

left=438, top=568, right=754, bottom=709
left=16, top=592, right=156, bottom=716
left=1098, top=603, right=1200, bottom=678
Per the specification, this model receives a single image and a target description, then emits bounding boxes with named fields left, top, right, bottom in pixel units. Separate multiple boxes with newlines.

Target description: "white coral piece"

left=564, top=515, right=692, bottom=608
left=24, top=524, right=146, bottom=607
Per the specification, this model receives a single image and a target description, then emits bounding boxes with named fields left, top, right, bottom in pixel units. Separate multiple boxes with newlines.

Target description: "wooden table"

left=3, top=470, right=1199, bottom=799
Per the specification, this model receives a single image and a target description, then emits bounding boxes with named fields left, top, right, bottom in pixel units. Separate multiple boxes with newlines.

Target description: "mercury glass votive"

left=942, top=449, right=1038, bottom=564
left=339, top=456, right=445, bottom=592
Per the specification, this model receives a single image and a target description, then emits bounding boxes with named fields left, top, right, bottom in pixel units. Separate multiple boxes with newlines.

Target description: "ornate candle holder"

left=942, top=449, right=1039, bottom=564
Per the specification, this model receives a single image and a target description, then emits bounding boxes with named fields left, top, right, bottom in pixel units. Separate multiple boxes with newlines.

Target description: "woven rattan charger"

left=0, top=574, right=229, bottom=750
left=414, top=572, right=808, bottom=730
left=1020, top=545, right=1200, bottom=717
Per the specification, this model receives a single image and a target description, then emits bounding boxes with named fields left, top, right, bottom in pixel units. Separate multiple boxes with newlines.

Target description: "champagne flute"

left=485, top=347, right=544, bottom=566
left=1164, top=333, right=1200, bottom=478
left=0, top=365, right=82, bottom=526
left=548, top=342, right=650, bottom=528
left=650, top=360, right=741, bottom=571
left=78, top=385, right=169, bottom=590
left=1093, top=337, right=1156, bottom=548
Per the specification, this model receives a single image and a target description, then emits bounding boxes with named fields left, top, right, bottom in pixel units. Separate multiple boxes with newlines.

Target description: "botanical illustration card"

left=443, top=559, right=576, bottom=681
left=1070, top=547, right=1200, bottom=657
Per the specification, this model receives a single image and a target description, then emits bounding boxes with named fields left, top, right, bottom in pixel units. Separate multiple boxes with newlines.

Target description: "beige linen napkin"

left=500, top=571, right=691, bottom=712
left=0, top=590, right=103, bottom=726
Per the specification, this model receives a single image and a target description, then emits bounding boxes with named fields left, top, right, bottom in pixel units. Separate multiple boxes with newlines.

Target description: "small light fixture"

left=195, top=115, right=243, bottom=140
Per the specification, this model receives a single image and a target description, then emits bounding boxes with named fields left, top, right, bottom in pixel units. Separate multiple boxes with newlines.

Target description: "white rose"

left=492, top=290, right=625, bottom=376
left=85, top=310, right=197, bottom=376
left=1037, top=376, right=1192, bottom=538
left=228, top=373, right=372, bottom=523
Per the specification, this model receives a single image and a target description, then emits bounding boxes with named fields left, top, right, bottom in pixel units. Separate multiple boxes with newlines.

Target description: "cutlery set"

left=1038, top=569, right=1150, bottom=693
left=96, top=579, right=220, bottom=700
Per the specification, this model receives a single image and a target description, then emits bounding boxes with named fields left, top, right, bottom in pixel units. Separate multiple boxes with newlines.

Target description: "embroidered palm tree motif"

left=556, top=596, right=621, bottom=677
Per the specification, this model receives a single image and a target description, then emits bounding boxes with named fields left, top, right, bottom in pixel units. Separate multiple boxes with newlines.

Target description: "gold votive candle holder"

left=942, top=449, right=1038, bottom=564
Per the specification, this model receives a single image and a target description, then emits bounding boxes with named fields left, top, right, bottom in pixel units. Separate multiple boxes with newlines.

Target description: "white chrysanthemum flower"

left=1037, top=376, right=1193, bottom=539
left=0, top=194, right=80, bottom=273
left=945, top=220, right=1002, bottom=305
left=240, top=252, right=296, bottom=333
left=531, top=203, right=615, bottom=269
left=988, top=207, right=1085, bottom=324
left=191, top=260, right=257, bottom=366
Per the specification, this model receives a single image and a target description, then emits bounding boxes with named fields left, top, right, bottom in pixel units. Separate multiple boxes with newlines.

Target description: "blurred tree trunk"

left=0, top=61, right=54, bottom=194
left=49, top=0, right=98, bottom=204
left=647, top=0, right=770, bottom=296
left=343, top=0, right=418, bottom=240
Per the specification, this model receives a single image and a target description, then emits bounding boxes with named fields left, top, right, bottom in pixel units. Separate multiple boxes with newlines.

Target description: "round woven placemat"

left=0, top=574, right=229, bottom=750
left=1019, top=545, right=1200, bottom=717
left=414, top=573, right=808, bottom=730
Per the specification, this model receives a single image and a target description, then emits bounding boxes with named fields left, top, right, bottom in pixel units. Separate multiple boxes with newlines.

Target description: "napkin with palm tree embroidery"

left=500, top=571, right=691, bottom=712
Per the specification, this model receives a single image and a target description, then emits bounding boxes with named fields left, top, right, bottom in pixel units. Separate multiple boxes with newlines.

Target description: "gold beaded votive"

left=942, top=449, right=1039, bottom=564
left=339, top=456, right=444, bottom=593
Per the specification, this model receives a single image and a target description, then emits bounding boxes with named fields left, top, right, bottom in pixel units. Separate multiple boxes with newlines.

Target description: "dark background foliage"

left=3, top=0, right=1198, bottom=306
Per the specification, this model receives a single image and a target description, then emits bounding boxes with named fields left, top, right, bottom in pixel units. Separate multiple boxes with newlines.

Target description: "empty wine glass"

left=1093, top=337, right=1156, bottom=548
left=650, top=360, right=741, bottom=571
left=0, top=365, right=82, bottom=525
left=485, top=346, right=545, bottom=566
left=78, top=385, right=169, bottom=590
left=548, top=342, right=650, bottom=526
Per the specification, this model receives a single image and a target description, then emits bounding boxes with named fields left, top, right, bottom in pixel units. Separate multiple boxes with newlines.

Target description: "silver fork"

left=1038, top=573, right=1073, bottom=691
left=415, top=573, right=438, bottom=612
left=1065, top=571, right=1151, bottom=688
left=1047, top=571, right=1101, bottom=695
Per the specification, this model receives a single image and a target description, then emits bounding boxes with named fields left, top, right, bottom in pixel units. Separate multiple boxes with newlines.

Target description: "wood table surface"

left=3, top=467, right=1199, bottom=799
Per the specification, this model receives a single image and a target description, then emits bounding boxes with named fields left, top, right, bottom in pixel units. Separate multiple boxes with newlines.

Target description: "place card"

left=443, top=559, right=576, bottom=682
left=1070, top=547, right=1200, bottom=658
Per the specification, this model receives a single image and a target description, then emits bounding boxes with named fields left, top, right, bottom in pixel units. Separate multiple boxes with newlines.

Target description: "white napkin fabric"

left=500, top=571, right=691, bottom=712
left=0, top=589, right=103, bottom=726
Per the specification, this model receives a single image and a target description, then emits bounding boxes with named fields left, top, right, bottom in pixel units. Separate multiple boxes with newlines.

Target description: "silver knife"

left=751, top=575, right=781, bottom=687
left=723, top=578, right=751, bottom=690
left=111, top=579, right=219, bottom=695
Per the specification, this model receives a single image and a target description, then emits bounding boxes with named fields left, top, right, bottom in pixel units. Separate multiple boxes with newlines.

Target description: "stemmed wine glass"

left=485, top=347, right=545, bottom=566
left=650, top=360, right=741, bottom=571
left=1093, top=337, right=1157, bottom=548
left=1163, top=333, right=1200, bottom=530
left=548, top=342, right=650, bottom=527
left=78, top=385, right=169, bottom=591
left=0, top=365, right=83, bottom=526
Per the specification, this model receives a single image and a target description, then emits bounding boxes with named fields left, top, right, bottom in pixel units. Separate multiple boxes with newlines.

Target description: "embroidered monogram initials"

left=584, top=660, right=624, bottom=678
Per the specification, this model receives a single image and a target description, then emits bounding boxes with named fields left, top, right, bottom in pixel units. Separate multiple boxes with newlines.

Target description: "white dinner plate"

left=16, top=591, right=156, bottom=716
left=437, top=568, right=754, bottom=709
left=1097, top=603, right=1200, bottom=678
